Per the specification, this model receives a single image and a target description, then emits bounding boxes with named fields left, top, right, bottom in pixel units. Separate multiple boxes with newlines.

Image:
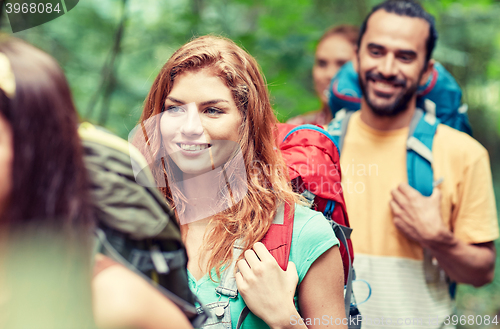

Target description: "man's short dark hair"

left=357, top=0, right=438, bottom=64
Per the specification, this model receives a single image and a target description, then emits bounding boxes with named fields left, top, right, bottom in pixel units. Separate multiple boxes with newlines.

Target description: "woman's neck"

left=176, top=168, right=227, bottom=225
left=320, top=103, right=333, bottom=124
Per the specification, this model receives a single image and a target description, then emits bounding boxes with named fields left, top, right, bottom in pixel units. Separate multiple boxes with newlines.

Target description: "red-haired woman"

left=134, top=35, right=346, bottom=329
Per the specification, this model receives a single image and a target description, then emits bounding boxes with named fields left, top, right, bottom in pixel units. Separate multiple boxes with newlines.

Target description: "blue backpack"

left=326, top=61, right=470, bottom=298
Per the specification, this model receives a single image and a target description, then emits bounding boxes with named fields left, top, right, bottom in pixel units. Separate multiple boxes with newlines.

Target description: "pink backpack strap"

left=261, top=202, right=294, bottom=271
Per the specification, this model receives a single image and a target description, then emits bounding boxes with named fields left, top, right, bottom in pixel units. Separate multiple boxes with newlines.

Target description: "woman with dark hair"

left=0, top=34, right=96, bottom=329
left=288, top=25, right=359, bottom=125
left=0, top=36, right=192, bottom=329
left=0, top=37, right=93, bottom=233
left=134, top=35, right=346, bottom=328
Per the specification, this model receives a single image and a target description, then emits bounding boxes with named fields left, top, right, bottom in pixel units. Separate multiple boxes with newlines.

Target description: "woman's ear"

left=420, top=59, right=435, bottom=86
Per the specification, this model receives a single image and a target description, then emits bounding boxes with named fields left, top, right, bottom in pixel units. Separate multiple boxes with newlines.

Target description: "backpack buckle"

left=151, top=245, right=170, bottom=274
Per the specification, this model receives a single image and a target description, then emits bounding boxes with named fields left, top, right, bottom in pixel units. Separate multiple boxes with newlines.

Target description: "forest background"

left=1, top=0, right=500, bottom=326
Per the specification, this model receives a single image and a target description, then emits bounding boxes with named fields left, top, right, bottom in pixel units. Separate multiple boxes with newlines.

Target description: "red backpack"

left=264, top=123, right=353, bottom=279
left=258, top=123, right=359, bottom=325
left=236, top=123, right=361, bottom=329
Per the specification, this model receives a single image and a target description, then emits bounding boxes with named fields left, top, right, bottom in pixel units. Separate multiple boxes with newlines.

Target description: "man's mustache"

left=365, top=71, right=406, bottom=88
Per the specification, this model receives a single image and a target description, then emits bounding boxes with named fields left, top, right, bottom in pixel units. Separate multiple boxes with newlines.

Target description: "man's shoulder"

left=434, top=124, right=488, bottom=164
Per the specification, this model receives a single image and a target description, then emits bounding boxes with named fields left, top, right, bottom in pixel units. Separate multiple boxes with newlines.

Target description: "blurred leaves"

left=1, top=0, right=498, bottom=138
left=1, top=0, right=500, bottom=323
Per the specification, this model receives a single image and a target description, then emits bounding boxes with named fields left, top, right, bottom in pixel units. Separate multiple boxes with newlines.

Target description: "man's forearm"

left=426, top=230, right=496, bottom=287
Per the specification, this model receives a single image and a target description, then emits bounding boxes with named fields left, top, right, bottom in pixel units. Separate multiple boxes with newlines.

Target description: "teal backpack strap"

left=327, top=109, right=354, bottom=153
left=408, top=109, right=458, bottom=299
left=327, top=106, right=439, bottom=195
left=406, top=107, right=440, bottom=197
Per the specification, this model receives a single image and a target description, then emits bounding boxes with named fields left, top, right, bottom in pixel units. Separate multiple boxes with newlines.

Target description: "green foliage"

left=1, top=0, right=500, bottom=320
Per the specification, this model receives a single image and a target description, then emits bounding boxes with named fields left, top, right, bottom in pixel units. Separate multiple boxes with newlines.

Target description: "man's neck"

left=359, top=98, right=417, bottom=131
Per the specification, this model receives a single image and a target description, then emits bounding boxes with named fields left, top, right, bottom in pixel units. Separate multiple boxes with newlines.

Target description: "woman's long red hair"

left=138, top=35, right=300, bottom=278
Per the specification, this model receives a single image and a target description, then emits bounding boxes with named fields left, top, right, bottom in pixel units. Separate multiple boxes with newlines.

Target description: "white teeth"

left=375, top=81, right=395, bottom=88
left=179, top=143, right=209, bottom=151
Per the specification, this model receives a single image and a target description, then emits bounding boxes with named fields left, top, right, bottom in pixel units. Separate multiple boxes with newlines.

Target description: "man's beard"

left=359, top=70, right=421, bottom=117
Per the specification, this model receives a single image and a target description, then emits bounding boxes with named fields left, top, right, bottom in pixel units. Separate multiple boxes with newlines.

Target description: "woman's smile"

left=160, top=69, right=242, bottom=176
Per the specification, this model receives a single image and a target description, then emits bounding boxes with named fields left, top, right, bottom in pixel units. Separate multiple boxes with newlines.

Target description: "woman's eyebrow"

left=166, top=96, right=185, bottom=104
left=201, top=99, right=229, bottom=106
left=166, top=97, right=229, bottom=106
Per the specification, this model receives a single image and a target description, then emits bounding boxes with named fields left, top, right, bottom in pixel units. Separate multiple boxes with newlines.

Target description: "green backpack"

left=79, top=123, right=208, bottom=327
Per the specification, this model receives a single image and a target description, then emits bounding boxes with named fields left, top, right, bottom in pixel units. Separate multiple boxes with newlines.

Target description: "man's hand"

left=390, top=183, right=496, bottom=287
left=235, top=242, right=299, bottom=329
left=390, top=183, right=448, bottom=247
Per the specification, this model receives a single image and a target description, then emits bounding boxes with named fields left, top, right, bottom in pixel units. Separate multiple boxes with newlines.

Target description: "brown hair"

left=0, top=37, right=93, bottom=236
left=0, top=36, right=95, bottom=328
left=318, top=24, right=360, bottom=48
left=139, top=35, right=300, bottom=278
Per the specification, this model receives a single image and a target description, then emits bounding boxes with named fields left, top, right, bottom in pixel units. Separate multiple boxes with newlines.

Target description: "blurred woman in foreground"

left=0, top=36, right=191, bottom=329
left=0, top=34, right=96, bottom=329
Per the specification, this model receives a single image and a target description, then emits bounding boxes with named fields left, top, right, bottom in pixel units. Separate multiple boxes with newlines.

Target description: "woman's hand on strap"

left=235, top=242, right=302, bottom=329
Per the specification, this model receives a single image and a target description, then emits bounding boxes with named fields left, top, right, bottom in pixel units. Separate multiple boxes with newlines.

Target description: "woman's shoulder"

left=291, top=204, right=336, bottom=237
left=92, top=254, right=192, bottom=329
left=290, top=204, right=339, bottom=283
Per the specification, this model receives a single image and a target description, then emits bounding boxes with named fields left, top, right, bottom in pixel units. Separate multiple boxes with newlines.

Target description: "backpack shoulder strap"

left=236, top=203, right=294, bottom=329
left=407, top=109, right=459, bottom=299
left=329, top=220, right=354, bottom=319
left=327, top=109, right=354, bottom=153
left=406, top=107, right=440, bottom=197
left=261, top=202, right=295, bottom=271
left=326, top=107, right=439, bottom=196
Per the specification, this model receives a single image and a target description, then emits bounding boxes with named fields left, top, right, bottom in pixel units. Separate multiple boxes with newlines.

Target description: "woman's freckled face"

left=159, top=70, right=242, bottom=176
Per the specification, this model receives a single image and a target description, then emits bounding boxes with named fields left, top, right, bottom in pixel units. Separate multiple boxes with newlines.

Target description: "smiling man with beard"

left=327, top=1, right=499, bottom=328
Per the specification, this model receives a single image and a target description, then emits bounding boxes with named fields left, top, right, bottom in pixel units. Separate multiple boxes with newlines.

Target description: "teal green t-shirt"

left=188, top=204, right=340, bottom=329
